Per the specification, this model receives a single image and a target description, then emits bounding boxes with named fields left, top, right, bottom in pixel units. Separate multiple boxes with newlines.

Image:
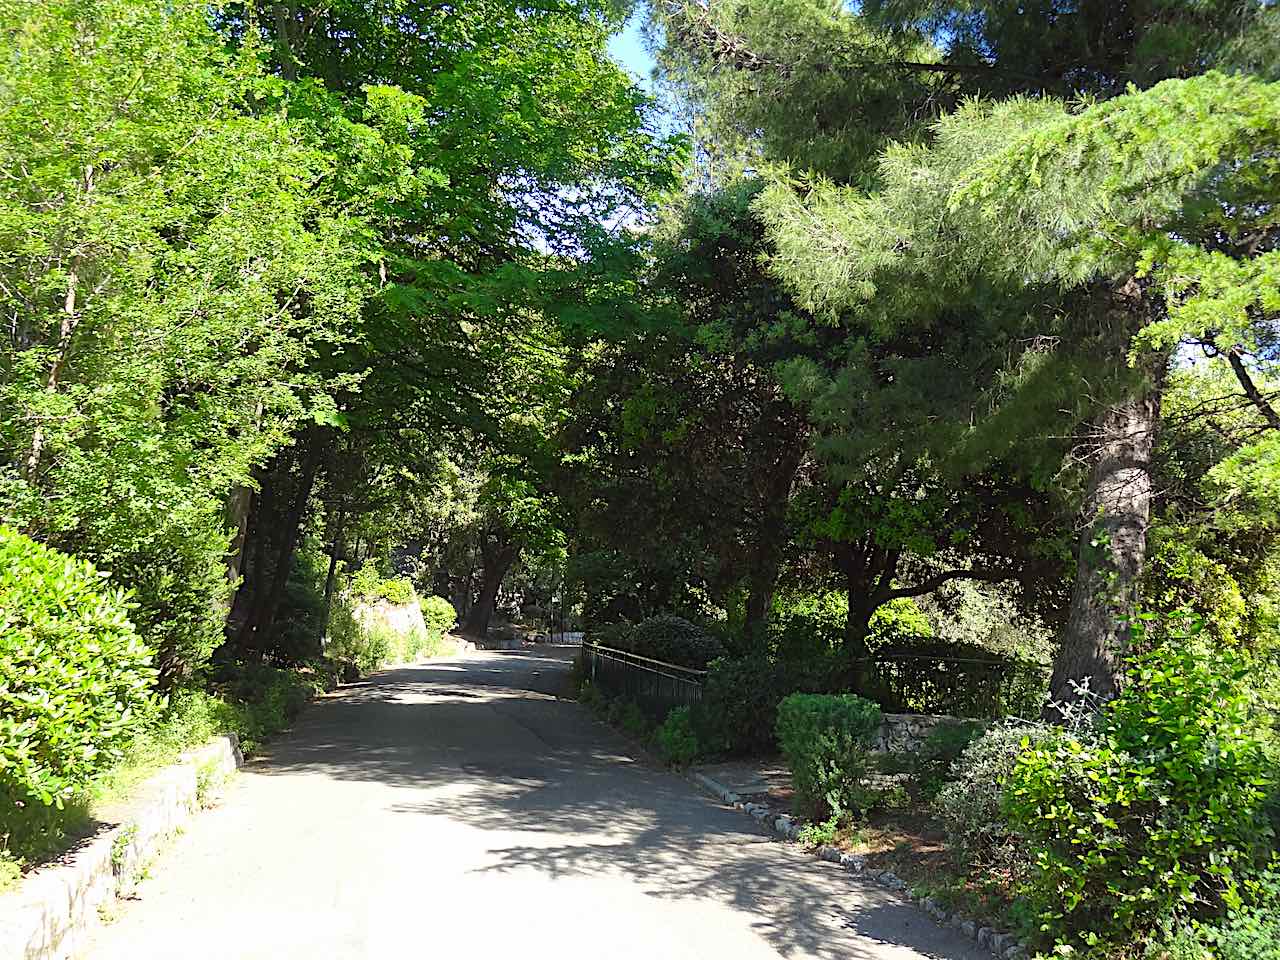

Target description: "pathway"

left=84, top=647, right=987, bottom=960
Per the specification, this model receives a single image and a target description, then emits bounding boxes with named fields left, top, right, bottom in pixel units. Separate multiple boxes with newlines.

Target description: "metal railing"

left=580, top=641, right=705, bottom=721
left=869, top=651, right=1051, bottom=719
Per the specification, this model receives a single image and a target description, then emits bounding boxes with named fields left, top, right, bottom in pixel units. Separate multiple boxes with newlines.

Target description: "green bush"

left=420, top=595, right=457, bottom=638
left=934, top=722, right=1053, bottom=874
left=655, top=707, right=700, bottom=767
left=696, top=654, right=792, bottom=755
left=589, top=620, right=635, bottom=650
left=603, top=697, right=649, bottom=737
left=208, top=661, right=317, bottom=753
left=776, top=693, right=882, bottom=821
left=380, top=578, right=415, bottom=605
left=324, top=595, right=391, bottom=675
left=0, top=526, right=156, bottom=820
left=615, top=614, right=725, bottom=669
left=1155, top=871, right=1280, bottom=960
left=1006, top=635, right=1276, bottom=954
left=887, top=719, right=988, bottom=804
left=347, top=561, right=414, bottom=605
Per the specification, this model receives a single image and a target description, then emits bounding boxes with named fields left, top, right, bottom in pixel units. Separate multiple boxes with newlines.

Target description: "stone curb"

left=0, top=734, right=243, bottom=960
left=688, top=769, right=1029, bottom=960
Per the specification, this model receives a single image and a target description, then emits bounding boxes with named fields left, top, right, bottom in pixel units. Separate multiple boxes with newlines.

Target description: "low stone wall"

left=0, top=735, right=242, bottom=960
left=873, top=713, right=980, bottom=754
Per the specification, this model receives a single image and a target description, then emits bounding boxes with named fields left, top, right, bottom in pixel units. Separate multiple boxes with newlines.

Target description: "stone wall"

left=872, top=713, right=981, bottom=754
left=0, top=735, right=242, bottom=960
left=352, top=596, right=428, bottom=641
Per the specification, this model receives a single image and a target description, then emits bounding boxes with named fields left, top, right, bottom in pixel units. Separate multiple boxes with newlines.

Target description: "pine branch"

left=1226, top=346, right=1280, bottom=431
left=667, top=0, right=1045, bottom=85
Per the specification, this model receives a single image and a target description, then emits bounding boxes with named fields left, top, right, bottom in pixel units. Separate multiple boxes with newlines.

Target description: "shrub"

left=347, top=561, right=413, bottom=605
left=873, top=637, right=1047, bottom=718
left=324, top=595, right=391, bottom=675
left=604, top=698, right=649, bottom=738
left=1155, top=871, right=1280, bottom=960
left=420, top=595, right=457, bottom=638
left=776, top=693, right=882, bottom=821
left=0, top=527, right=156, bottom=820
left=655, top=707, right=700, bottom=767
left=696, top=654, right=792, bottom=755
left=891, top=719, right=987, bottom=804
left=1005, top=636, right=1276, bottom=954
left=934, top=722, right=1053, bottom=874
left=380, top=578, right=415, bottom=605
left=617, top=614, right=725, bottom=669
left=588, top=620, right=634, bottom=650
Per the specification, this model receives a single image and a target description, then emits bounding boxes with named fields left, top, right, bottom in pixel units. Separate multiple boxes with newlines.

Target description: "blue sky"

left=608, top=16, right=657, bottom=89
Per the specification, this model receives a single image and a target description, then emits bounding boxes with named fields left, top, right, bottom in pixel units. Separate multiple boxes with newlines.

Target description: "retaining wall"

left=873, top=713, right=981, bottom=754
left=0, top=735, right=242, bottom=960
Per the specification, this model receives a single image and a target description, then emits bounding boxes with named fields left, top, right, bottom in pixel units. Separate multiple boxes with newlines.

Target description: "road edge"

left=0, top=735, right=242, bottom=960
left=685, top=769, right=1029, bottom=960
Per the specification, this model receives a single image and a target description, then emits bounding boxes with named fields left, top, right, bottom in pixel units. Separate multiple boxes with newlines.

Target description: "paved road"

left=85, top=647, right=987, bottom=960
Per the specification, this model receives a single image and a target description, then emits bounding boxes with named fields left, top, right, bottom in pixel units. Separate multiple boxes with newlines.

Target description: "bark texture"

left=1048, top=380, right=1161, bottom=711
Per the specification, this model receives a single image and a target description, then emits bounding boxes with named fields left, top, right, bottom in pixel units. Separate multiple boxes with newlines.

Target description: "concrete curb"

left=0, top=734, right=243, bottom=960
left=688, top=769, right=1029, bottom=960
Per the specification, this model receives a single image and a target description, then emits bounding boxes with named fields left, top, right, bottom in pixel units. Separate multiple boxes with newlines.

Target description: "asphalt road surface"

left=84, top=646, right=989, bottom=960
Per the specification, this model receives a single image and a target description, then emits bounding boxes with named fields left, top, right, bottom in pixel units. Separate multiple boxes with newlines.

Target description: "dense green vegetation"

left=2, top=0, right=1279, bottom=953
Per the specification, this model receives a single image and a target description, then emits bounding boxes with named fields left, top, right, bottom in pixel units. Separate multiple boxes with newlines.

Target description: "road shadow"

left=253, top=647, right=986, bottom=960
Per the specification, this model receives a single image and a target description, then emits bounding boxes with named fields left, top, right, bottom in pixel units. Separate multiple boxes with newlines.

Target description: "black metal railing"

left=580, top=641, right=705, bottom=721
left=870, top=651, right=1051, bottom=719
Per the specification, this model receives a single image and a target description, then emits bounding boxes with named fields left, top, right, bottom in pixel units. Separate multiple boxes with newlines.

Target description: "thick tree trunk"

left=836, top=540, right=899, bottom=697
left=460, top=540, right=518, bottom=639
left=1047, top=380, right=1161, bottom=713
left=743, top=438, right=805, bottom=642
left=235, top=437, right=323, bottom=654
left=225, top=487, right=254, bottom=587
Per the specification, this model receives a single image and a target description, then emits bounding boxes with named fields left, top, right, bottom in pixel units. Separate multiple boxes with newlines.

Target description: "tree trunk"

left=322, top=504, right=346, bottom=624
left=743, top=437, right=805, bottom=642
left=235, top=437, right=323, bottom=654
left=1047, top=378, right=1161, bottom=713
left=225, top=487, right=254, bottom=587
left=460, top=539, right=518, bottom=639
left=273, top=4, right=298, bottom=81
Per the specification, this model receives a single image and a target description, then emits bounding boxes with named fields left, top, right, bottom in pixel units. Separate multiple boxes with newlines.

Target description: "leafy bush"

left=934, top=722, right=1053, bottom=874
left=605, top=698, right=649, bottom=738
left=776, top=693, right=882, bottom=821
left=920, top=720, right=986, bottom=765
left=380, top=578, right=415, bottom=605
left=1005, top=636, right=1276, bottom=954
left=420, top=595, right=457, bottom=638
left=266, top=544, right=329, bottom=664
left=655, top=707, right=700, bottom=767
left=347, top=561, right=414, bottom=605
left=208, top=661, right=318, bottom=753
left=615, top=614, right=725, bottom=669
left=1155, top=871, right=1280, bottom=960
left=0, top=526, right=156, bottom=825
left=588, top=620, right=634, bottom=650
left=696, top=654, right=793, bottom=755
left=889, top=719, right=987, bottom=804
left=324, top=595, right=392, bottom=675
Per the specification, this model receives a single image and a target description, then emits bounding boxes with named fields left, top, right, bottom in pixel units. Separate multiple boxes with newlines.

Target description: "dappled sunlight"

left=240, top=647, right=983, bottom=960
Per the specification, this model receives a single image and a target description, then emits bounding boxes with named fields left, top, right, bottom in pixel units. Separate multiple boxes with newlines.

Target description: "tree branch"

left=667, top=0, right=1045, bottom=85
left=883, top=566, right=1018, bottom=602
left=1226, top=346, right=1280, bottom=431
